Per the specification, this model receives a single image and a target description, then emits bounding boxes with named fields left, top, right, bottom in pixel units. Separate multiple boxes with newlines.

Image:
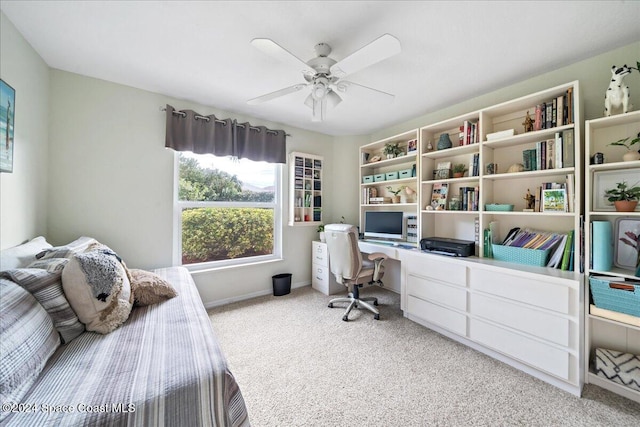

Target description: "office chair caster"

left=342, top=315, right=349, bottom=322
left=328, top=303, right=334, bottom=308
left=374, top=314, right=380, bottom=320
left=373, top=300, right=378, bottom=306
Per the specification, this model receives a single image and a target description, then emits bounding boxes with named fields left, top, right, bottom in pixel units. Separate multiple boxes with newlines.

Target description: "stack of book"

left=533, top=87, right=574, bottom=130
left=458, top=120, right=479, bottom=145
left=459, top=186, right=479, bottom=211
left=522, top=129, right=574, bottom=171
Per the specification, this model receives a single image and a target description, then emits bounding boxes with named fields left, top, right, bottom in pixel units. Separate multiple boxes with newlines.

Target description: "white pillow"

left=0, top=237, right=52, bottom=271
left=61, top=248, right=133, bottom=334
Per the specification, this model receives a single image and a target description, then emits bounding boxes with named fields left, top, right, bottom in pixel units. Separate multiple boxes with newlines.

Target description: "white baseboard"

left=204, top=281, right=310, bottom=310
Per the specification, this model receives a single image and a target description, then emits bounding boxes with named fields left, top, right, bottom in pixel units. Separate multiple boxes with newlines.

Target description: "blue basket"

left=491, top=244, right=550, bottom=267
left=589, top=276, right=640, bottom=317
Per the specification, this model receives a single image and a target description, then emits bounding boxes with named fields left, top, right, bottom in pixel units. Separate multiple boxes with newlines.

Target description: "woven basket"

left=491, top=244, right=550, bottom=267
left=590, top=276, right=640, bottom=317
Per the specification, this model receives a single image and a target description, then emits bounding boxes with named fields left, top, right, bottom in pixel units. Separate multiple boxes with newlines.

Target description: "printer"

left=420, top=237, right=475, bottom=257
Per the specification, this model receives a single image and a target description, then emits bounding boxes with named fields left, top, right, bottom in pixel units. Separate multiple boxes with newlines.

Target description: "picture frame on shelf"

left=613, top=217, right=640, bottom=270
left=434, top=161, right=452, bottom=179
left=542, top=188, right=567, bottom=212
left=407, top=139, right=417, bottom=153
left=593, top=169, right=640, bottom=212
left=430, top=183, right=449, bottom=210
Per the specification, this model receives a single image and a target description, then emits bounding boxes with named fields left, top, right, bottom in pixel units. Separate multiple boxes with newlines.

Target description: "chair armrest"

left=366, top=252, right=388, bottom=261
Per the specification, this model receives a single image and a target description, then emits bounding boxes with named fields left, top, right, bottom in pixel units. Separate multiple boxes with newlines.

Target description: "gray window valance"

left=164, top=104, right=287, bottom=163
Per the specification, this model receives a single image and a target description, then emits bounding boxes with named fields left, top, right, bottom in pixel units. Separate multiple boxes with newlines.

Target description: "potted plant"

left=383, top=142, right=402, bottom=159
left=452, top=163, right=468, bottom=178
left=604, top=180, right=640, bottom=212
left=608, top=132, right=640, bottom=162
left=317, top=224, right=325, bottom=242
left=387, top=186, right=404, bottom=203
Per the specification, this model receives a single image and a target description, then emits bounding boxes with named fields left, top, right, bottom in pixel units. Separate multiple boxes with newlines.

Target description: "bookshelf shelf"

left=583, top=110, right=640, bottom=403
left=288, top=151, right=323, bottom=227
left=359, top=129, right=420, bottom=241
left=361, top=82, right=584, bottom=396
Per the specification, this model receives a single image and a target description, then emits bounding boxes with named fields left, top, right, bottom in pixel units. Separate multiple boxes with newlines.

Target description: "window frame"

left=172, top=152, right=284, bottom=271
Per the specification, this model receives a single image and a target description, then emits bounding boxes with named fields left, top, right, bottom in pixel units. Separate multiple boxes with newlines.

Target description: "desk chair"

left=324, top=224, right=387, bottom=321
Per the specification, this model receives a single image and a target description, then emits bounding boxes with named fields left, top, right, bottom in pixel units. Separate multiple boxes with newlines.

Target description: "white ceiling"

left=2, top=1, right=639, bottom=136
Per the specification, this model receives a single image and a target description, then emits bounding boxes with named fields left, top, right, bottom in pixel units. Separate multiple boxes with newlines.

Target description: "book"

left=556, top=95, right=564, bottom=127
left=566, top=174, right=574, bottom=213
left=545, top=102, right=553, bottom=128
left=486, top=129, right=515, bottom=141
left=566, top=87, right=573, bottom=124
left=560, top=230, right=574, bottom=270
left=546, top=138, right=555, bottom=169
left=555, top=132, right=563, bottom=169
left=430, top=183, right=449, bottom=209
left=562, top=129, right=574, bottom=167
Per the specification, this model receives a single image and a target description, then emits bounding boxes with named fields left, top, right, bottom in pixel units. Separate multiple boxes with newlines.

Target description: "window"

left=174, top=152, right=282, bottom=269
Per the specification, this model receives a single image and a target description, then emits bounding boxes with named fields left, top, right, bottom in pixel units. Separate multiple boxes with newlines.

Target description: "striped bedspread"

left=3, top=267, right=249, bottom=426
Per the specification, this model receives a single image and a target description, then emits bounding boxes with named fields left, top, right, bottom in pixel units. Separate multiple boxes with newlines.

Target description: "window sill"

left=186, top=256, right=284, bottom=275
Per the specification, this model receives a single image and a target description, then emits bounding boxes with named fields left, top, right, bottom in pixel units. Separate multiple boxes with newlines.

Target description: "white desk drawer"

left=312, top=241, right=329, bottom=267
left=470, top=268, right=570, bottom=314
left=470, top=319, right=570, bottom=380
left=407, top=273, right=467, bottom=311
left=470, top=293, right=570, bottom=347
left=407, top=295, right=467, bottom=336
left=403, top=251, right=467, bottom=287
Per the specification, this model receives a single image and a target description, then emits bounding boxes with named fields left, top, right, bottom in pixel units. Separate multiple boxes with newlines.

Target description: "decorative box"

left=362, top=175, right=374, bottom=183
left=399, top=169, right=412, bottom=179
left=491, top=244, right=550, bottom=267
left=386, top=171, right=399, bottom=180
left=373, top=174, right=386, bottom=182
left=485, top=204, right=515, bottom=211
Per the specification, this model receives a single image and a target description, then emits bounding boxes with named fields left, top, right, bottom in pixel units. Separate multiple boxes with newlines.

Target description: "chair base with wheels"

left=328, top=280, right=381, bottom=321
left=324, top=224, right=387, bottom=322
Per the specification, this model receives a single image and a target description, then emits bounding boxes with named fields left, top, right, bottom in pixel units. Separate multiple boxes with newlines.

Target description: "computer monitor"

left=364, top=211, right=404, bottom=241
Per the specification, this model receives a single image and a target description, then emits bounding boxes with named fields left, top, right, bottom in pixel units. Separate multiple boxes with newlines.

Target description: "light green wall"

left=371, top=42, right=640, bottom=143
left=47, top=69, right=334, bottom=304
left=0, top=12, right=50, bottom=249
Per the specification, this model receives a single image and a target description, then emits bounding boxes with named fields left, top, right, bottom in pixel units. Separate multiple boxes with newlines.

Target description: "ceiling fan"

left=247, top=34, right=401, bottom=122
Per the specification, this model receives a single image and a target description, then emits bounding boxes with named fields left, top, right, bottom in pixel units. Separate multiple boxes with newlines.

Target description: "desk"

left=357, top=240, right=583, bottom=397
left=357, top=241, right=406, bottom=294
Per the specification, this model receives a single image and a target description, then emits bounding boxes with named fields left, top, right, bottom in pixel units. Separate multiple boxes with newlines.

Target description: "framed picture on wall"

left=0, top=79, right=16, bottom=173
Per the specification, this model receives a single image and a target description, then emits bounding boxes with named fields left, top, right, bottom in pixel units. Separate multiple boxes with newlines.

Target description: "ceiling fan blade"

left=247, top=84, right=308, bottom=105
left=251, top=38, right=315, bottom=76
left=333, top=81, right=395, bottom=104
left=330, top=34, right=401, bottom=78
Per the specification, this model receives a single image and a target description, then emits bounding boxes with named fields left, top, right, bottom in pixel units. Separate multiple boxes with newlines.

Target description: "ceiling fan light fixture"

left=326, top=90, right=342, bottom=108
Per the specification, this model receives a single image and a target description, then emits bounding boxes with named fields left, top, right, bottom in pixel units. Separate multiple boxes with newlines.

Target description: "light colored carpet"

left=209, top=285, right=640, bottom=426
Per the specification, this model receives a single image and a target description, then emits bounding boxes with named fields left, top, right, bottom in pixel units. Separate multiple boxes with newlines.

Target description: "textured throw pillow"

left=0, top=279, right=60, bottom=421
left=0, top=236, right=52, bottom=271
left=36, top=236, right=98, bottom=260
left=61, top=248, right=133, bottom=334
left=2, top=259, right=85, bottom=344
left=129, top=268, right=178, bottom=306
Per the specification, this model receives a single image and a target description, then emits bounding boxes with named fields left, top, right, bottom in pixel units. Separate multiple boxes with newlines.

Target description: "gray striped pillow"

left=2, top=262, right=85, bottom=344
left=0, top=279, right=60, bottom=420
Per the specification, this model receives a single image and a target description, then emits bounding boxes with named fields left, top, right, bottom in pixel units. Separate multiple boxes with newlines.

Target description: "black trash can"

left=272, top=273, right=292, bottom=296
